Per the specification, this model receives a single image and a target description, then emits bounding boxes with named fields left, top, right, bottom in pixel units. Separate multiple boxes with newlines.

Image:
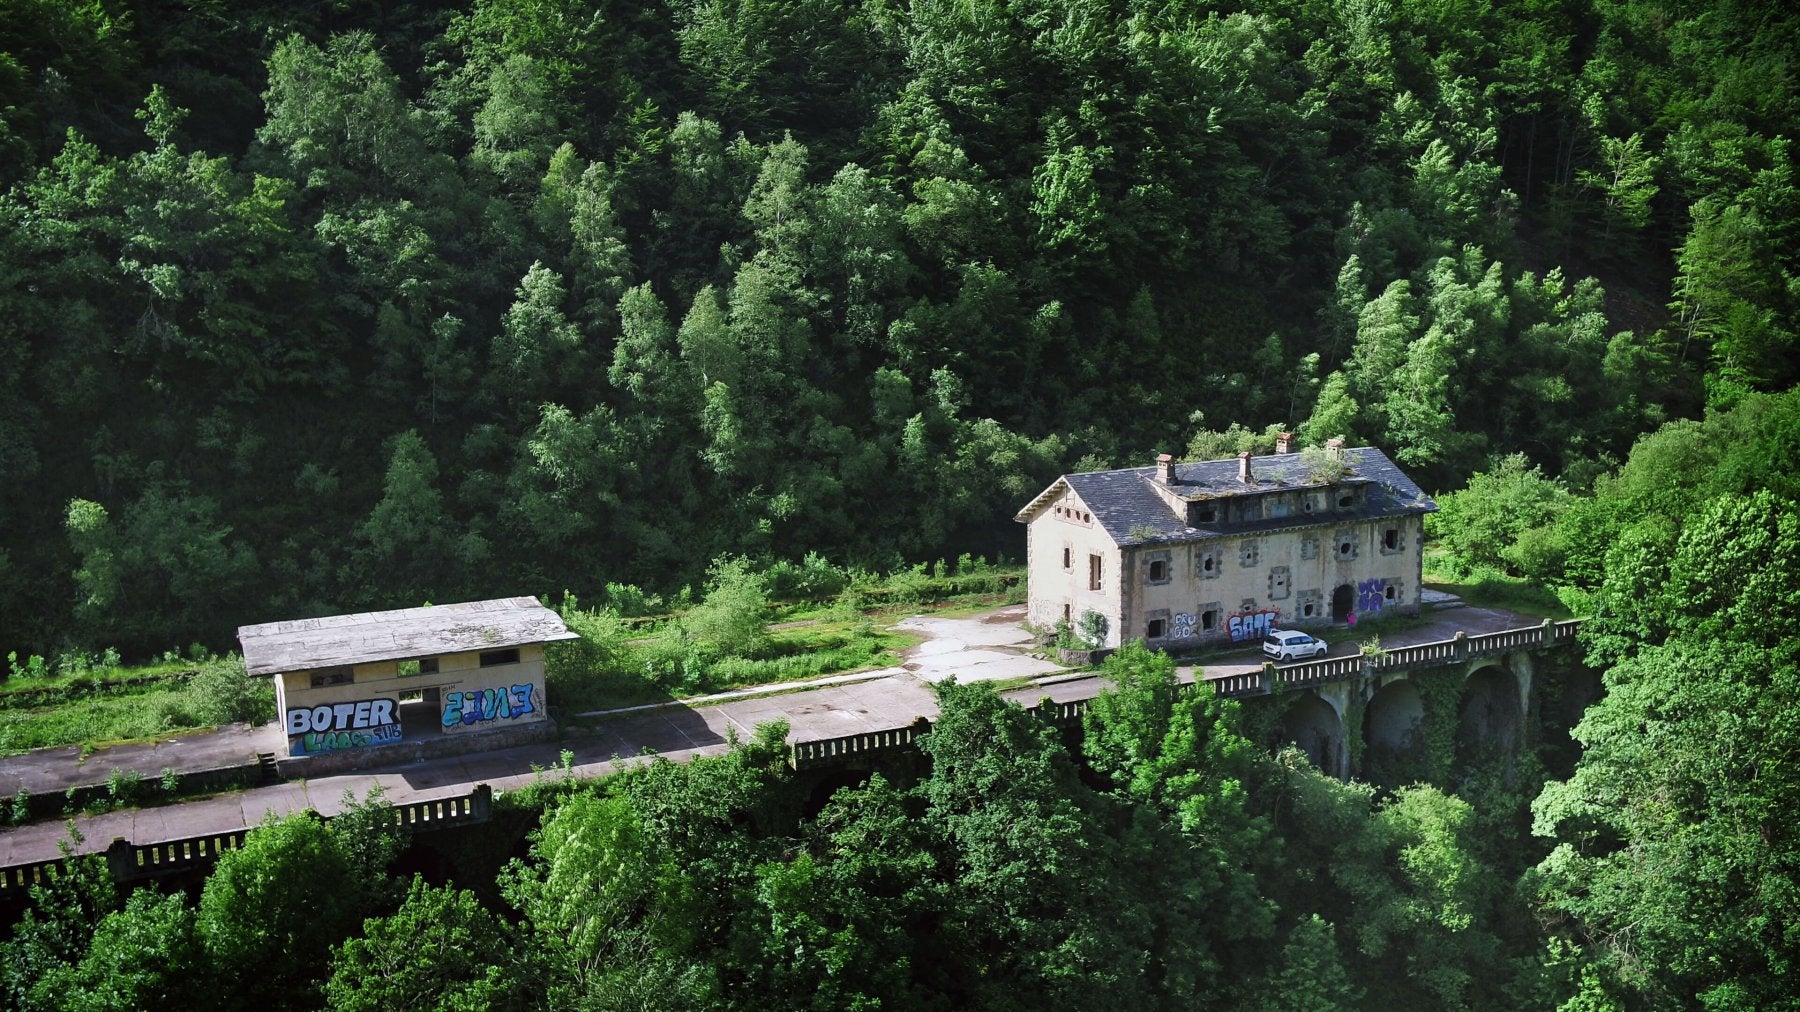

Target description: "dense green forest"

left=1, top=0, right=1795, bottom=656
left=1, top=2, right=1797, bottom=1007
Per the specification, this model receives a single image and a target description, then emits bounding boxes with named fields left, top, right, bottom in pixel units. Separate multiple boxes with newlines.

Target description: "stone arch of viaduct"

left=1272, top=651, right=1538, bottom=780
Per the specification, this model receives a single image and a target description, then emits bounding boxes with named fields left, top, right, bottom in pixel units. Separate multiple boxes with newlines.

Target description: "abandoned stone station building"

left=1016, top=439, right=1438, bottom=650
left=237, top=597, right=578, bottom=772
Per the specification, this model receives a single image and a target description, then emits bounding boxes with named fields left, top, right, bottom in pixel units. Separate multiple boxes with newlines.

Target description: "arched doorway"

left=1331, top=584, right=1355, bottom=622
left=1277, top=694, right=1347, bottom=778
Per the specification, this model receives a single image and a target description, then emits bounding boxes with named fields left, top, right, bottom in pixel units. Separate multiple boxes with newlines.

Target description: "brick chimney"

left=1238, top=450, right=1253, bottom=483
left=1275, top=431, right=1293, bottom=454
left=1325, top=437, right=1345, bottom=451
left=1155, top=453, right=1173, bottom=484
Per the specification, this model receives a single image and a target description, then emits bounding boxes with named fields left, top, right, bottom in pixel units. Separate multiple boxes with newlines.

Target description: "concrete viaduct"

left=793, top=618, right=1588, bottom=782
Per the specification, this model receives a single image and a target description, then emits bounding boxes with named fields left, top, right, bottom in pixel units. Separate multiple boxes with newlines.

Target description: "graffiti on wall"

left=1170, top=611, right=1197, bottom=638
left=1357, top=578, right=1388, bottom=613
left=287, top=698, right=402, bottom=755
left=302, top=723, right=403, bottom=754
left=442, top=684, right=539, bottom=728
left=1227, top=609, right=1279, bottom=643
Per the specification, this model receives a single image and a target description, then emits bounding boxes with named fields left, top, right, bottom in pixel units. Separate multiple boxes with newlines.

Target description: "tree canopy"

left=1, top=0, right=1794, bottom=655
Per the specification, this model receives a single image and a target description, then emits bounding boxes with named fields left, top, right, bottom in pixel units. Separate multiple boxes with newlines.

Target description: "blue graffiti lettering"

left=1357, top=578, right=1387, bottom=613
left=1227, top=609, right=1278, bottom=643
left=1170, top=612, right=1197, bottom=638
left=442, top=684, right=540, bottom=728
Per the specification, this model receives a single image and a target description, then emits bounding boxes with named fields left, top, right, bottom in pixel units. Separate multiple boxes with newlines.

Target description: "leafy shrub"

left=602, top=582, right=660, bottom=617
left=764, top=552, right=849, bottom=599
left=181, top=657, right=275, bottom=726
left=5, top=652, right=49, bottom=682
left=106, top=768, right=141, bottom=804
left=680, top=557, right=770, bottom=658
left=1077, top=609, right=1109, bottom=649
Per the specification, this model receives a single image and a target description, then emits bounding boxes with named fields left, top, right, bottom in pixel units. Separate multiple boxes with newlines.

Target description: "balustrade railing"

left=0, top=783, right=494, bottom=891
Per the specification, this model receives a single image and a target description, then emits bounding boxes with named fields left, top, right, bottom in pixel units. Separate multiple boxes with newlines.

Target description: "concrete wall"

left=1025, top=488, right=1123, bottom=646
left=275, top=644, right=549, bottom=758
left=1119, top=513, right=1425, bottom=649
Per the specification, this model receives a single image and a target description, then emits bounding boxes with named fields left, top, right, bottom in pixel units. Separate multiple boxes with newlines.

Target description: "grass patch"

left=0, top=657, right=274, bottom=758
left=547, top=566, right=1022, bottom=716
left=1423, top=570, right=1574, bottom=619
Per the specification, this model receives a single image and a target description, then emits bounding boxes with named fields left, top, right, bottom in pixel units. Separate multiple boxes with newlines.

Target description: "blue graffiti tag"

left=441, top=684, right=538, bottom=728
left=1170, top=612, right=1197, bottom=638
left=1357, top=578, right=1387, bottom=613
left=1227, top=609, right=1278, bottom=643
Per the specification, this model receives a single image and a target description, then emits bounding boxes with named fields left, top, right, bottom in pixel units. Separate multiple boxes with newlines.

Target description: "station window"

left=479, top=648, right=520, bottom=668
left=1146, top=550, right=1172, bottom=585
left=310, top=666, right=353, bottom=688
left=1239, top=539, right=1261, bottom=567
left=1198, top=548, right=1222, bottom=578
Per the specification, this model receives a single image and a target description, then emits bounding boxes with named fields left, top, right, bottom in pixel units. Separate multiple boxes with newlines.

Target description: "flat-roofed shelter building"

left=238, top=597, right=579, bottom=765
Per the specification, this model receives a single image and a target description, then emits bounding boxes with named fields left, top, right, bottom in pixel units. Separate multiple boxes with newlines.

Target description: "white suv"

left=1262, top=629, right=1329, bottom=661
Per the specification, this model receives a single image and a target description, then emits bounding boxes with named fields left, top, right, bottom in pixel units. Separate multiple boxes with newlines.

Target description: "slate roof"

left=237, top=597, right=580, bottom=678
left=1016, top=447, right=1437, bottom=547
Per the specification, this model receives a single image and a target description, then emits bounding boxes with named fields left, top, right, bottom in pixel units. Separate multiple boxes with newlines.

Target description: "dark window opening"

left=420, top=657, right=438, bottom=674
left=480, top=648, right=520, bottom=668
left=1201, top=609, right=1220, bottom=630
left=1383, top=528, right=1400, bottom=551
left=1062, top=545, right=1072, bottom=570
left=1338, top=493, right=1354, bottom=508
left=1147, top=618, right=1167, bottom=639
left=310, top=666, right=353, bottom=688
left=1203, top=555, right=1216, bottom=572
left=1196, top=508, right=1216, bottom=523
left=1148, top=559, right=1168, bottom=582
left=1302, top=601, right=1317, bottom=618
left=1385, top=585, right=1398, bottom=601
left=1337, top=540, right=1354, bottom=558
